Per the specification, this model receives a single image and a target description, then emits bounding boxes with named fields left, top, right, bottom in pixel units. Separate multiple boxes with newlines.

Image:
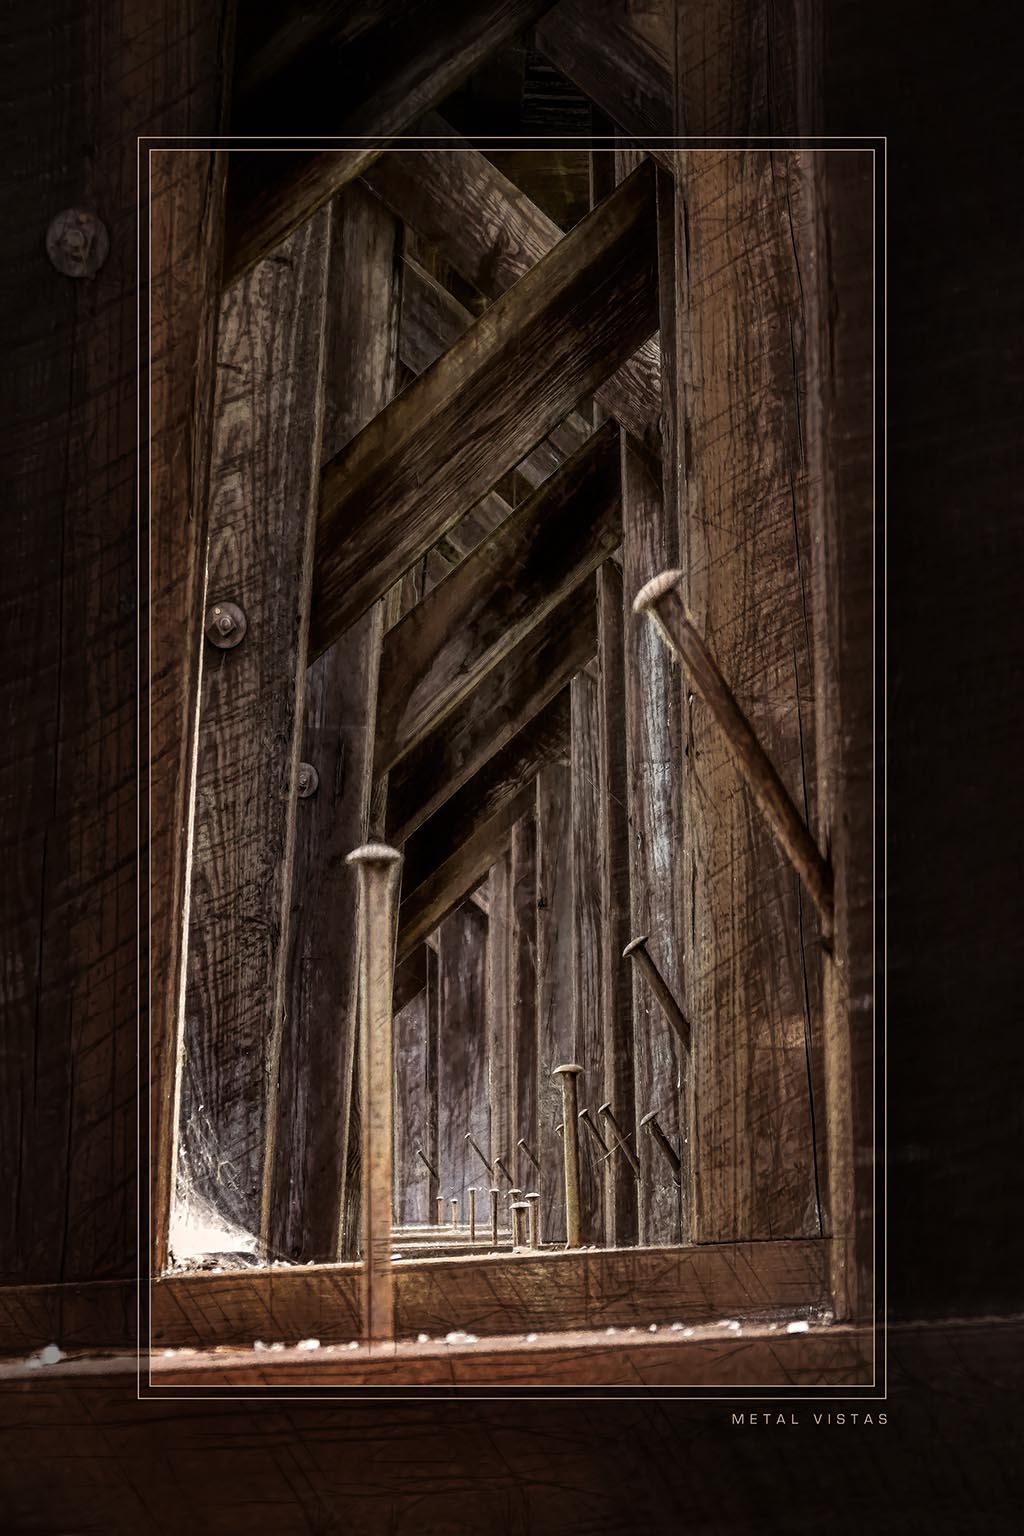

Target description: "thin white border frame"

left=138, top=133, right=885, bottom=1404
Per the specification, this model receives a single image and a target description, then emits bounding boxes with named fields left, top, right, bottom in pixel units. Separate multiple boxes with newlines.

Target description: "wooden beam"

left=663, top=144, right=827, bottom=1246
left=385, top=580, right=597, bottom=845
left=149, top=1238, right=833, bottom=1350
left=399, top=256, right=592, bottom=486
left=177, top=210, right=332, bottom=1252
left=510, top=813, right=539, bottom=1192
left=535, top=0, right=673, bottom=147
left=375, top=421, right=620, bottom=777
left=394, top=985, right=431, bottom=1225
left=536, top=764, right=575, bottom=1245
left=486, top=856, right=513, bottom=1172
left=391, top=945, right=428, bottom=1020
left=310, top=160, right=659, bottom=654
left=571, top=670, right=606, bottom=1245
left=224, top=0, right=554, bottom=281
left=266, top=184, right=402, bottom=1266
left=401, top=692, right=570, bottom=902
left=437, top=905, right=490, bottom=1221
left=596, top=560, right=639, bottom=1247
left=363, top=117, right=662, bottom=450
left=397, top=785, right=534, bottom=963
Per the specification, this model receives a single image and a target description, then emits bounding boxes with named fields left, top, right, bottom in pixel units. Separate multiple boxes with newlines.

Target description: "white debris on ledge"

left=25, top=1343, right=64, bottom=1369
left=786, top=1319, right=810, bottom=1334
left=296, top=1338, right=320, bottom=1351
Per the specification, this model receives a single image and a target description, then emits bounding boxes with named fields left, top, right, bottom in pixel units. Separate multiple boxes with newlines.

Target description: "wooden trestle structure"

left=5, top=1, right=877, bottom=1395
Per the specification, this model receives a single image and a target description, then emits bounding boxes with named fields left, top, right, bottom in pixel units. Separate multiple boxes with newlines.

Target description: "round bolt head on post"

left=204, top=601, right=247, bottom=650
left=46, top=209, right=109, bottom=278
left=296, top=762, right=319, bottom=798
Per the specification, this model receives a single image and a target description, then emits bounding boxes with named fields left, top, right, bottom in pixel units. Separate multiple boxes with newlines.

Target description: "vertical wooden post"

left=269, top=182, right=402, bottom=1262
left=668, top=15, right=827, bottom=1243
left=347, top=844, right=402, bottom=1346
left=437, top=903, right=490, bottom=1221
left=571, top=665, right=605, bottom=1244
left=536, top=763, right=574, bottom=1243
left=177, top=208, right=332, bottom=1252
left=616, top=144, right=686, bottom=1249
left=392, top=959, right=430, bottom=1227
left=487, top=855, right=513, bottom=1174
left=509, top=813, right=538, bottom=1190
left=596, top=559, right=639, bottom=1246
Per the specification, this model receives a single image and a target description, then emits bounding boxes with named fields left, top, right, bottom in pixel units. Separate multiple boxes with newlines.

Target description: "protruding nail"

left=640, top=1109, right=682, bottom=1186
left=526, top=1191, right=541, bottom=1249
left=578, top=1107, right=610, bottom=1155
left=510, top=1201, right=529, bottom=1250
left=634, top=572, right=834, bottom=936
left=450, top=1197, right=458, bottom=1229
left=465, top=1132, right=493, bottom=1175
left=517, top=1137, right=541, bottom=1171
left=598, top=1101, right=641, bottom=1179
left=623, top=934, right=692, bottom=1053
left=493, top=1156, right=513, bottom=1185
left=468, top=1187, right=477, bottom=1242
left=489, top=1187, right=499, bottom=1246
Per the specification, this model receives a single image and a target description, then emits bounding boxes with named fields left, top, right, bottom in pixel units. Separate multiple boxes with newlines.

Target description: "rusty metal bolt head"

left=204, top=601, right=247, bottom=649
left=296, top=762, right=319, bottom=798
left=46, top=209, right=109, bottom=278
left=623, top=934, right=649, bottom=959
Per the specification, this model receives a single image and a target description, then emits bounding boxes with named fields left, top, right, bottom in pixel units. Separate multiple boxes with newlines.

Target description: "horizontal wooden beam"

left=147, top=1238, right=833, bottom=1350
left=153, top=1319, right=872, bottom=1388
left=375, top=421, right=620, bottom=777
left=310, top=159, right=658, bottom=656
left=364, top=115, right=662, bottom=449
left=397, top=784, right=535, bottom=962
left=386, top=580, right=597, bottom=845
left=224, top=0, right=554, bottom=281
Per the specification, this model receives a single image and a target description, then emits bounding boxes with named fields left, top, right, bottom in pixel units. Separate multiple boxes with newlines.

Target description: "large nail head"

left=632, top=569, right=685, bottom=615
left=205, top=600, right=247, bottom=650
left=46, top=208, right=109, bottom=277
left=623, top=934, right=649, bottom=959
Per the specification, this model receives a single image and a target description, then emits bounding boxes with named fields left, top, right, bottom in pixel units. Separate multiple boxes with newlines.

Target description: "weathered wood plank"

left=267, top=183, right=402, bottom=1265
left=621, top=436, right=685, bottom=1247
left=399, top=257, right=593, bottom=487
left=436, top=905, right=490, bottom=1225
left=154, top=1319, right=871, bottom=1388
left=176, top=212, right=332, bottom=1253
left=311, top=161, right=659, bottom=653
left=224, top=0, right=555, bottom=280
left=571, top=670, right=606, bottom=1244
left=392, top=945, right=428, bottom=1019
left=667, top=146, right=825, bottom=1245
left=401, top=692, right=571, bottom=901
left=487, top=856, right=514, bottom=1172
left=536, top=764, right=575, bottom=1245
left=510, top=814, right=539, bottom=1192
left=376, top=421, right=620, bottom=776
left=1, top=3, right=232, bottom=1287
left=808, top=152, right=876, bottom=1320
left=364, top=117, right=661, bottom=450
left=397, top=784, right=534, bottom=963
left=385, top=583, right=597, bottom=846
left=147, top=1238, right=833, bottom=1350
left=394, top=989, right=430, bottom=1225
left=596, top=561, right=639, bottom=1247
left=536, top=0, right=674, bottom=147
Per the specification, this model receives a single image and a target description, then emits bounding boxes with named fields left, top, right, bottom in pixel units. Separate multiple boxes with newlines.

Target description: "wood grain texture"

left=667, top=146, right=825, bottom=1244
left=365, top=115, right=662, bottom=450
left=509, top=814, right=540, bottom=1191
left=596, top=561, right=640, bottom=1246
left=398, top=783, right=535, bottom=961
left=401, top=691, right=571, bottom=904
left=385, top=583, right=597, bottom=845
left=571, top=671, right=606, bottom=1244
left=267, top=184, right=401, bottom=1265
left=394, top=993, right=430, bottom=1224
left=145, top=1237, right=832, bottom=1351
left=436, top=905, right=490, bottom=1219
left=376, top=421, right=620, bottom=776
left=621, top=436, right=686, bottom=1247
left=177, top=212, right=331, bottom=1249
left=154, top=1319, right=870, bottom=1388
left=311, top=161, right=659, bottom=652
left=536, top=0, right=674, bottom=145
left=0, top=1, right=231, bottom=1287
left=536, top=764, right=575, bottom=1244
left=808, top=151, right=875, bottom=1319
left=10, top=1317, right=1024, bottom=1532
left=486, top=856, right=514, bottom=1171
left=224, top=0, right=555, bottom=280
left=399, top=256, right=593, bottom=491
